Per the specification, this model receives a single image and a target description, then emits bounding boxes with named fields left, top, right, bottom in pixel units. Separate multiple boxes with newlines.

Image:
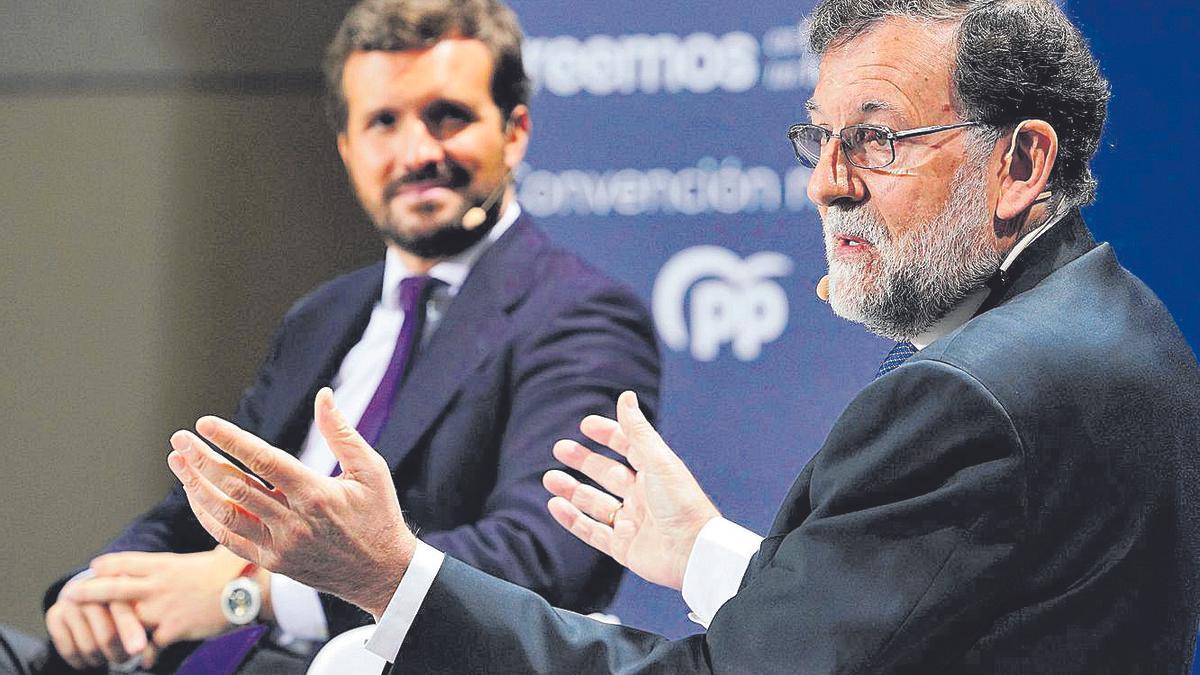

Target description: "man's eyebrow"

left=860, top=99, right=897, bottom=114
left=425, top=98, right=474, bottom=117
left=804, top=99, right=897, bottom=114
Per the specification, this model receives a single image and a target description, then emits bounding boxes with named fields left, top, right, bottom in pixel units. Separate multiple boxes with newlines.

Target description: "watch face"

left=228, top=588, right=254, bottom=618
left=222, top=577, right=262, bottom=625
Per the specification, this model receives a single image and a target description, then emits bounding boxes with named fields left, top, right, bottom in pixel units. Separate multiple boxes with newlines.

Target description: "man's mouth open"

left=833, top=234, right=874, bottom=258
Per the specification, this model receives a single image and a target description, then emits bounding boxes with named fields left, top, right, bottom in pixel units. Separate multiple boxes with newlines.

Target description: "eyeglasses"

left=787, top=121, right=980, bottom=170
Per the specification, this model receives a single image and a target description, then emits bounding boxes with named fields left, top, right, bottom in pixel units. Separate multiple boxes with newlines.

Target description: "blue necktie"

left=875, top=341, right=917, bottom=379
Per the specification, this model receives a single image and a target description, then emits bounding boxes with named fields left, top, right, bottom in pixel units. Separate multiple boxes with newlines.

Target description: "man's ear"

left=502, top=104, right=531, bottom=171
left=336, top=132, right=350, bottom=168
left=996, top=119, right=1058, bottom=221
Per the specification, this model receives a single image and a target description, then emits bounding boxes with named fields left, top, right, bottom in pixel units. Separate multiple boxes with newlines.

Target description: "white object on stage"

left=305, top=625, right=385, bottom=675
left=306, top=613, right=621, bottom=673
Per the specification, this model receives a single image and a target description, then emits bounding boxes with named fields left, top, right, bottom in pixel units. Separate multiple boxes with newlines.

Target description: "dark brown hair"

left=323, top=0, right=531, bottom=132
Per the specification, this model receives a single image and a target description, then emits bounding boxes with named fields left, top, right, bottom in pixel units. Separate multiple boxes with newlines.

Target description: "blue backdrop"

left=505, top=0, right=1200, bottom=640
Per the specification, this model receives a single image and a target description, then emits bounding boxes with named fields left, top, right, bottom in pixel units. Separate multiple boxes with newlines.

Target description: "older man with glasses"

left=155, top=0, right=1200, bottom=672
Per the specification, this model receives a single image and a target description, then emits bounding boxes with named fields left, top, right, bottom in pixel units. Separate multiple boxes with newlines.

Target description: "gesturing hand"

left=543, top=391, right=720, bottom=591
left=166, top=387, right=416, bottom=619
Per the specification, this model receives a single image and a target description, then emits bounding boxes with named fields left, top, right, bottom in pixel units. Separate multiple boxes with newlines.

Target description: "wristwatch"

left=220, top=562, right=262, bottom=626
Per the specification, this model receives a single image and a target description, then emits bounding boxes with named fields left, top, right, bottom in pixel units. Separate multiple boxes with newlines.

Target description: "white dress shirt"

left=365, top=214, right=1066, bottom=661
left=271, top=203, right=519, bottom=642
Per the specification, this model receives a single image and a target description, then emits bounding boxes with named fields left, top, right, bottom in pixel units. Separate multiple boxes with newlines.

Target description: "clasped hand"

left=55, top=546, right=257, bottom=669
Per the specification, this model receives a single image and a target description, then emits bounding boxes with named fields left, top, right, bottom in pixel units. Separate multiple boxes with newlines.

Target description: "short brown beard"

left=373, top=202, right=498, bottom=260
left=369, top=159, right=497, bottom=259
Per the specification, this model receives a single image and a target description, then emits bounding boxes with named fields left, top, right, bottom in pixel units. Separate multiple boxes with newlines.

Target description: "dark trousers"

left=0, top=625, right=310, bottom=675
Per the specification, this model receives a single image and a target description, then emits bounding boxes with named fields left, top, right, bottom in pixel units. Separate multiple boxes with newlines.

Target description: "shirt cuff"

left=60, top=569, right=95, bottom=598
left=364, top=540, right=445, bottom=663
left=269, top=573, right=330, bottom=642
left=681, top=517, right=763, bottom=628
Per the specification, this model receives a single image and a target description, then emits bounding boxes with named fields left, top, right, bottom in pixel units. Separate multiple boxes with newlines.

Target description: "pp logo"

left=652, top=246, right=793, bottom=362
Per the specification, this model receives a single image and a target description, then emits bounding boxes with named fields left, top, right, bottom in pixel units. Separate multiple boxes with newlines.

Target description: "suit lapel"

left=374, top=216, right=545, bottom=471
left=257, top=264, right=382, bottom=452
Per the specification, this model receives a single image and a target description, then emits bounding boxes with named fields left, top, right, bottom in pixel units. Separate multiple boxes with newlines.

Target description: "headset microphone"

left=461, top=171, right=512, bottom=230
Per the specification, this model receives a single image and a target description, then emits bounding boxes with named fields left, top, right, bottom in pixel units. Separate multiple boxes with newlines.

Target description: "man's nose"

left=396, top=119, right=446, bottom=174
left=806, top=139, right=866, bottom=208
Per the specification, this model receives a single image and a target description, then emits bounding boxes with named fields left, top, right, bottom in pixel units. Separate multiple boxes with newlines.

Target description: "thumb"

left=614, top=391, right=672, bottom=468
left=314, top=388, right=383, bottom=478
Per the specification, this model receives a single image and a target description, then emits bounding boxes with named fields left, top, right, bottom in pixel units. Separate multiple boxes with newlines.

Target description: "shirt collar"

left=910, top=208, right=1068, bottom=350
left=910, top=287, right=989, bottom=350
left=380, top=202, right=521, bottom=308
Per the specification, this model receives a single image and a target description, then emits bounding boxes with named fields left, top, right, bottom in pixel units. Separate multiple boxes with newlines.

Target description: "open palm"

left=544, top=391, right=719, bottom=591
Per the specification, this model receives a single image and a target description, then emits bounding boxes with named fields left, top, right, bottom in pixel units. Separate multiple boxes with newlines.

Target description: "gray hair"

left=808, top=0, right=1110, bottom=208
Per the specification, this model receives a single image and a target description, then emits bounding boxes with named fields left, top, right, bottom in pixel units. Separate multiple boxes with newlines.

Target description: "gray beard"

left=822, top=161, right=1001, bottom=341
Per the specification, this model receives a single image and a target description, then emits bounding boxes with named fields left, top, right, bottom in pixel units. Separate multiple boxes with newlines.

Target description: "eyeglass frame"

left=787, top=120, right=981, bottom=170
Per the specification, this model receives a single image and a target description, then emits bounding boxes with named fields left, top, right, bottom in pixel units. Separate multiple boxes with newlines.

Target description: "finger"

left=579, top=415, right=631, bottom=456
left=141, top=642, right=159, bottom=670
left=552, top=440, right=635, bottom=498
left=173, top=431, right=291, bottom=519
left=46, top=604, right=86, bottom=670
left=63, top=577, right=154, bottom=604
left=543, top=470, right=623, bottom=525
left=168, top=450, right=271, bottom=565
left=614, top=390, right=674, bottom=469
left=314, top=387, right=386, bottom=479
left=193, top=502, right=269, bottom=568
left=90, top=551, right=164, bottom=577
left=171, top=430, right=270, bottom=489
left=546, top=496, right=616, bottom=558
left=109, top=601, right=147, bottom=656
left=60, top=603, right=101, bottom=667
left=192, top=416, right=312, bottom=494
left=151, top=623, right=177, bottom=651
left=80, top=603, right=121, bottom=665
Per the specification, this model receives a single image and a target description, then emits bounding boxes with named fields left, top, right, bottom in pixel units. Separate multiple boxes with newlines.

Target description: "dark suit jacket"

left=46, top=216, right=661, bottom=636
left=393, top=213, right=1200, bottom=673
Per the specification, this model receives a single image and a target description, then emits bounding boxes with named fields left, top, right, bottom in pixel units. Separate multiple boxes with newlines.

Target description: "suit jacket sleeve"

left=394, top=359, right=1028, bottom=674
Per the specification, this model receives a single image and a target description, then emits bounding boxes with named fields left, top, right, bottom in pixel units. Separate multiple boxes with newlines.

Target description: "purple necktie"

left=175, top=624, right=269, bottom=675
left=178, top=277, right=433, bottom=675
left=333, top=274, right=433, bottom=475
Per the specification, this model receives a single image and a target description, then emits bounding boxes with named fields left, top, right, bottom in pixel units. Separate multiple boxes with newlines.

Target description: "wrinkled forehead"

left=808, top=17, right=959, bottom=127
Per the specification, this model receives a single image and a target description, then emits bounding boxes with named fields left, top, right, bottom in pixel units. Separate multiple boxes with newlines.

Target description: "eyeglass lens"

left=791, top=125, right=894, bottom=169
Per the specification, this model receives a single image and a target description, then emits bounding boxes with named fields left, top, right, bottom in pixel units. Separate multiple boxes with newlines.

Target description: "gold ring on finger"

left=606, top=503, right=623, bottom=526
